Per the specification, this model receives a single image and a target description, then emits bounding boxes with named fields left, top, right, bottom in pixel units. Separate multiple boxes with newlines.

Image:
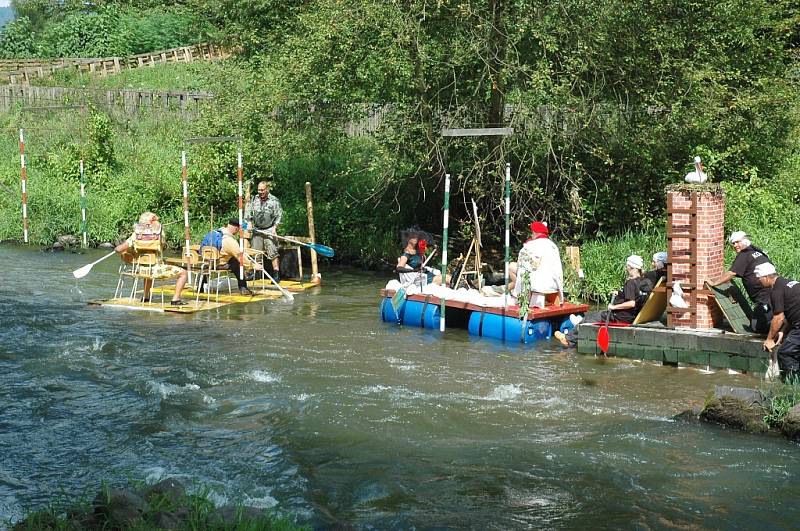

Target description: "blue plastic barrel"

left=468, top=311, right=552, bottom=343
left=380, top=297, right=406, bottom=323
left=401, top=299, right=440, bottom=329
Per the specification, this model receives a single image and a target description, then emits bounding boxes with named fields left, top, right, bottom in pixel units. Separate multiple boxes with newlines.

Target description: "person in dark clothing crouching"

left=758, top=263, right=800, bottom=380
left=644, top=251, right=667, bottom=287
left=708, top=231, right=772, bottom=333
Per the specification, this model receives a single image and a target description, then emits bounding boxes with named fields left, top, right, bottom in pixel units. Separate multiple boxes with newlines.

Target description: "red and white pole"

left=19, top=129, right=28, bottom=243
left=181, top=151, right=191, bottom=282
left=237, top=150, right=244, bottom=281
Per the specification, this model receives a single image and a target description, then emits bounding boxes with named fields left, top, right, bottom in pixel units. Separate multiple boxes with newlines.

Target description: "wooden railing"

left=1, top=43, right=229, bottom=85
left=0, top=85, right=214, bottom=116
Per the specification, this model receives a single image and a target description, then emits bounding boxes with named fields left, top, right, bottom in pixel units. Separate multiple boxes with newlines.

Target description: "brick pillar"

left=666, top=185, right=725, bottom=329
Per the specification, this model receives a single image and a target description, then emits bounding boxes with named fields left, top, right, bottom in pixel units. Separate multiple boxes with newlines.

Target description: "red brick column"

left=666, top=185, right=725, bottom=329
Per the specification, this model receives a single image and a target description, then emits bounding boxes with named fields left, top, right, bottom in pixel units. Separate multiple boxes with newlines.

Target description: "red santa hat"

left=529, top=221, right=549, bottom=235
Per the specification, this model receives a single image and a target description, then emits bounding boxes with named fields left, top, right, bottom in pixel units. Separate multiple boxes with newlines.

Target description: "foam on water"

left=249, top=370, right=282, bottom=383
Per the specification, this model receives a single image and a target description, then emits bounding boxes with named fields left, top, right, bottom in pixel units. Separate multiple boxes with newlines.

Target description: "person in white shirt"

left=508, top=221, right=563, bottom=309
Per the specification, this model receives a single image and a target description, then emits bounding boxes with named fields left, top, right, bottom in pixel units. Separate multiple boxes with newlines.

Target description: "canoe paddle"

left=597, top=294, right=616, bottom=356
left=261, top=268, right=294, bottom=302
left=254, top=229, right=335, bottom=258
left=72, top=250, right=118, bottom=279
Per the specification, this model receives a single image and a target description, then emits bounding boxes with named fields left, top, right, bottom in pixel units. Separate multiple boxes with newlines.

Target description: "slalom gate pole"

left=80, top=159, right=87, bottom=248
left=19, top=129, right=28, bottom=243
left=439, top=173, right=451, bottom=332
left=181, top=151, right=192, bottom=283
left=237, top=151, right=244, bottom=281
left=504, top=162, right=511, bottom=308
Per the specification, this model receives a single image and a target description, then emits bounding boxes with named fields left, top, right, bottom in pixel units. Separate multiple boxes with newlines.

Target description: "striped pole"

left=504, top=162, right=511, bottom=307
left=19, top=129, right=28, bottom=243
left=439, top=173, right=451, bottom=332
left=237, top=150, right=244, bottom=281
left=181, top=151, right=191, bottom=282
left=80, top=159, right=87, bottom=248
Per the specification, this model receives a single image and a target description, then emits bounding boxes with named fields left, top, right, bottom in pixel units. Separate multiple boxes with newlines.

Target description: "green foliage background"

left=0, top=0, right=798, bottom=294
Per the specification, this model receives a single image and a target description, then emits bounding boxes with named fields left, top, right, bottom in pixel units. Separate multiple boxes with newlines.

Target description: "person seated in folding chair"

left=198, top=219, right=264, bottom=296
left=507, top=221, right=563, bottom=309
left=555, top=255, right=651, bottom=347
left=396, top=228, right=444, bottom=287
left=114, top=211, right=189, bottom=305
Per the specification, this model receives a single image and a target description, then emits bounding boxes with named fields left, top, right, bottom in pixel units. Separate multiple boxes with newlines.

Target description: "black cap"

left=228, top=219, right=241, bottom=227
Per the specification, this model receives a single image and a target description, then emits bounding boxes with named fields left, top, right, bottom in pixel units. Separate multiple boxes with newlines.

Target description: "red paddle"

left=597, top=294, right=616, bottom=356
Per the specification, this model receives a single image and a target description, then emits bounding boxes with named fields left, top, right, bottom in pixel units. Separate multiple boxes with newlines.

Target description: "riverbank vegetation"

left=0, top=0, right=798, bottom=295
left=11, top=477, right=305, bottom=530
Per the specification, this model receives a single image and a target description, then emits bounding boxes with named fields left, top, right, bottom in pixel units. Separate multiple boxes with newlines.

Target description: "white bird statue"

left=684, top=155, right=707, bottom=183
left=670, top=281, right=690, bottom=309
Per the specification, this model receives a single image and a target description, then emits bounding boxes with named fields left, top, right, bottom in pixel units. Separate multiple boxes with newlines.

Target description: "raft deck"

left=89, top=279, right=317, bottom=313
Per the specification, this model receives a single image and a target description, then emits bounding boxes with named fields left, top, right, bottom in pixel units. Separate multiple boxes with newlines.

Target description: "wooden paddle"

left=597, top=294, right=616, bottom=356
left=72, top=250, right=117, bottom=279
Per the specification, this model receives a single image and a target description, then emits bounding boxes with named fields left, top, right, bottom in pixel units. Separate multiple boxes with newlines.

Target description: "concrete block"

left=727, top=355, right=750, bottom=372
left=577, top=339, right=597, bottom=355
left=616, top=343, right=643, bottom=359
left=678, top=350, right=709, bottom=366
left=663, top=349, right=679, bottom=363
left=640, top=346, right=664, bottom=362
left=672, top=333, right=698, bottom=350
left=749, top=356, right=769, bottom=373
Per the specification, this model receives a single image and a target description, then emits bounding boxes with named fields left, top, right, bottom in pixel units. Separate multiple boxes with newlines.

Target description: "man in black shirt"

left=644, top=251, right=667, bottom=287
left=757, top=263, right=800, bottom=379
left=708, top=231, right=772, bottom=333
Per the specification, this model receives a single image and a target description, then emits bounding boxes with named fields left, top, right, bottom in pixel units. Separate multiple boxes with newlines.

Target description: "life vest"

left=200, top=229, right=224, bottom=250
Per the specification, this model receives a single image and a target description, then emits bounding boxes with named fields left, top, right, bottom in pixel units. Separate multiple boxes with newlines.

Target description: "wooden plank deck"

left=380, top=289, right=588, bottom=320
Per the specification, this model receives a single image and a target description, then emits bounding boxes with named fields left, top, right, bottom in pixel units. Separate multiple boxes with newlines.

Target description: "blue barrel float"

left=380, top=297, right=440, bottom=329
left=380, top=296, right=406, bottom=323
left=468, top=311, right=552, bottom=343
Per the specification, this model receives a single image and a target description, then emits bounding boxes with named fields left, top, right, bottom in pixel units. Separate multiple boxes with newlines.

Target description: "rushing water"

left=1, top=244, right=799, bottom=529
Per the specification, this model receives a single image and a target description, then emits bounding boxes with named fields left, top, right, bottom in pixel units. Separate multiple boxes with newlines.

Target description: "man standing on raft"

left=246, top=180, right=283, bottom=282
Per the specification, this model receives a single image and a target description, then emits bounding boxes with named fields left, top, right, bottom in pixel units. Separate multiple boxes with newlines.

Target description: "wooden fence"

left=0, top=85, right=214, bottom=116
left=1, top=43, right=229, bottom=85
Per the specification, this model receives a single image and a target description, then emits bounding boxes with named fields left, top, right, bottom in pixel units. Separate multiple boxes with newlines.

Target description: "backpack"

left=200, top=229, right=224, bottom=250
left=635, top=277, right=654, bottom=310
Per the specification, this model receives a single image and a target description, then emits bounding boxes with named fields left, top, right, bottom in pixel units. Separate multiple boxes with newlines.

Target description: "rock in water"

left=99, top=242, right=115, bottom=249
left=700, top=386, right=769, bottom=433
left=782, top=404, right=800, bottom=441
left=57, top=234, right=78, bottom=247
left=144, top=478, right=186, bottom=505
left=94, top=487, right=146, bottom=527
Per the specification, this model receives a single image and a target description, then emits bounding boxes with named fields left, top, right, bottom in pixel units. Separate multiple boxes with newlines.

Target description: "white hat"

left=626, top=255, right=644, bottom=270
left=754, top=263, right=777, bottom=278
left=729, top=231, right=747, bottom=243
left=652, top=252, right=668, bottom=267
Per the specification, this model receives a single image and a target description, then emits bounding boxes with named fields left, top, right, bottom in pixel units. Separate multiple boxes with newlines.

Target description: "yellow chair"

left=196, top=246, right=234, bottom=303
left=118, top=223, right=181, bottom=305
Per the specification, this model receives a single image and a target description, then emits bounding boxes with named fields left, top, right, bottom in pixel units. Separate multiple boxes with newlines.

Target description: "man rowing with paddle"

left=115, top=211, right=188, bottom=306
left=199, top=219, right=264, bottom=296
left=245, top=180, right=283, bottom=282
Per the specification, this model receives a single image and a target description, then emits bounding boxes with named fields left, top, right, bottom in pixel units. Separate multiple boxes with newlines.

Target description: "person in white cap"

left=708, top=231, right=772, bottom=333
left=756, top=263, right=800, bottom=379
left=644, top=251, right=668, bottom=287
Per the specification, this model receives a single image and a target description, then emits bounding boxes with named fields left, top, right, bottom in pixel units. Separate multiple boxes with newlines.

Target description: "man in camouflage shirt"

left=245, top=180, right=283, bottom=280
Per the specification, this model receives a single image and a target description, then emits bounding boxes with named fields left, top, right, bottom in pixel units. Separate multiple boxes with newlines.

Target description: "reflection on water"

left=1, top=245, right=798, bottom=528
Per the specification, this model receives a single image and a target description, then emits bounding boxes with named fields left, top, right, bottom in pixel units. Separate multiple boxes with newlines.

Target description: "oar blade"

left=597, top=326, right=610, bottom=354
left=72, top=264, right=92, bottom=279
left=310, top=243, right=335, bottom=258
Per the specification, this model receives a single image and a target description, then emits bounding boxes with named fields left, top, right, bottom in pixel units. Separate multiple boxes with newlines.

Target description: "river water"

left=1, top=245, right=798, bottom=529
